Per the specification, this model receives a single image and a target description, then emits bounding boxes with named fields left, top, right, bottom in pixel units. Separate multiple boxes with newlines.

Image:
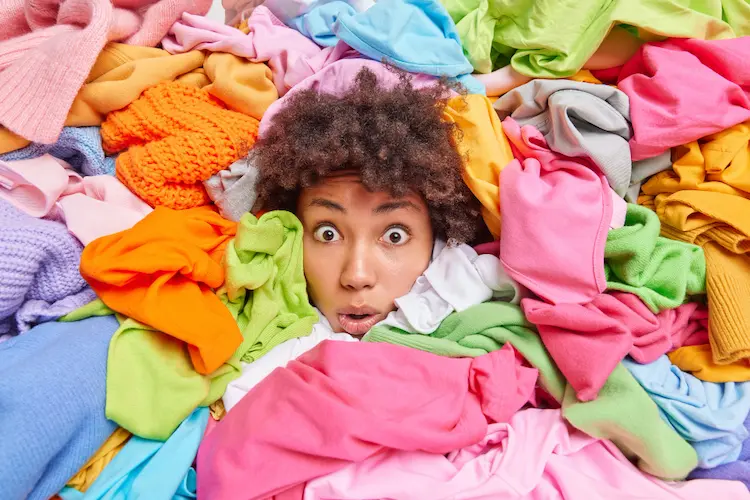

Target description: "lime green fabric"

left=604, top=203, right=706, bottom=313
left=365, top=301, right=697, bottom=479
left=59, top=299, right=115, bottom=322
left=103, top=210, right=317, bottom=440
left=222, top=210, right=318, bottom=363
left=364, top=301, right=565, bottom=400
left=563, top=363, right=698, bottom=480
left=441, top=0, right=740, bottom=76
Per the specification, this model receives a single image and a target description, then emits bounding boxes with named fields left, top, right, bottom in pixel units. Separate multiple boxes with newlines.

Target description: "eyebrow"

left=373, top=200, right=421, bottom=214
left=308, top=198, right=346, bottom=212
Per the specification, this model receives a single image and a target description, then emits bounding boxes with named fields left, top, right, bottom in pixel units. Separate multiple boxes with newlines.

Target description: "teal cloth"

left=440, top=0, right=742, bottom=76
left=58, top=408, right=207, bottom=500
left=605, top=203, right=706, bottom=313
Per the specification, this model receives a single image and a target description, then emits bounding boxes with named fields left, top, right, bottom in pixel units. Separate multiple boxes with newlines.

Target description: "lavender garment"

left=0, top=199, right=91, bottom=334
left=689, top=412, right=750, bottom=491
left=0, top=127, right=115, bottom=177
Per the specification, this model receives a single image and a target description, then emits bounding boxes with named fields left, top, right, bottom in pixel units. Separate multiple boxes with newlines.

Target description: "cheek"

left=302, top=240, right=335, bottom=309
left=380, top=242, right=433, bottom=301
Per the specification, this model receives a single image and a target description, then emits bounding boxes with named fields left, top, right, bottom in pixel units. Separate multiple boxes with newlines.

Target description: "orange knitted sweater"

left=101, top=82, right=259, bottom=209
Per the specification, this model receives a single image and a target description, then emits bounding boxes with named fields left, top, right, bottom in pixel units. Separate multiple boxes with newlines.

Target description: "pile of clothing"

left=1, top=0, right=750, bottom=498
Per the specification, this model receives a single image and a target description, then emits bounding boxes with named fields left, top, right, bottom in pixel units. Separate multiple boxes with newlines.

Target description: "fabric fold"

left=197, top=341, right=537, bottom=499
left=605, top=203, right=706, bottom=312
left=499, top=117, right=611, bottom=305
left=80, top=206, right=241, bottom=375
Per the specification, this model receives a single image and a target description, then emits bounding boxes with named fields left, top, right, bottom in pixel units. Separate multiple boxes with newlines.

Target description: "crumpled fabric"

left=203, top=157, right=259, bottom=222
left=618, top=37, right=750, bottom=161
left=163, top=7, right=320, bottom=96
left=441, top=95, right=514, bottom=238
left=494, top=79, right=632, bottom=197
left=670, top=344, right=750, bottom=384
left=623, top=355, right=750, bottom=469
left=524, top=292, right=708, bottom=401
left=223, top=312, right=357, bottom=412
left=80, top=206, right=241, bottom=375
left=440, top=0, right=738, bottom=76
left=0, top=155, right=152, bottom=245
left=266, top=0, right=374, bottom=45
left=197, top=341, right=537, bottom=499
left=689, top=411, right=750, bottom=488
left=366, top=301, right=699, bottom=480
left=378, top=242, right=523, bottom=334
left=605, top=203, right=706, bottom=312
left=221, top=210, right=319, bottom=363
left=499, top=117, right=611, bottom=305
left=640, top=121, right=750, bottom=203
left=0, top=127, right=115, bottom=177
left=652, top=190, right=750, bottom=365
left=304, top=408, right=748, bottom=500
left=59, top=408, right=207, bottom=500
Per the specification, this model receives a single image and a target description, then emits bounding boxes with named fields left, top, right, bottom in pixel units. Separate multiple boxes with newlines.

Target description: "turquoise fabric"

left=58, top=408, right=208, bottom=500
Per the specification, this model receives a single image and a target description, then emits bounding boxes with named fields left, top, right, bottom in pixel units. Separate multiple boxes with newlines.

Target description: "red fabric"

left=523, top=292, right=707, bottom=402
left=197, top=341, right=537, bottom=500
left=616, top=37, right=750, bottom=161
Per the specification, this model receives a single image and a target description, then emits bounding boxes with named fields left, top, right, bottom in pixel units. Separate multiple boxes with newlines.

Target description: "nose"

left=340, top=240, right=377, bottom=291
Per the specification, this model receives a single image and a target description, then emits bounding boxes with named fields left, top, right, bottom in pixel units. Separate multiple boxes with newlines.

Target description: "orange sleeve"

left=80, top=206, right=241, bottom=374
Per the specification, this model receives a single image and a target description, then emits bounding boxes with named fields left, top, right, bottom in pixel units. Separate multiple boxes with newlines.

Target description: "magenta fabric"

left=0, top=0, right=211, bottom=144
left=618, top=37, right=750, bottom=161
left=523, top=293, right=708, bottom=402
left=196, top=341, right=537, bottom=500
left=303, top=408, right=749, bottom=500
left=162, top=7, right=326, bottom=96
left=499, top=117, right=611, bottom=306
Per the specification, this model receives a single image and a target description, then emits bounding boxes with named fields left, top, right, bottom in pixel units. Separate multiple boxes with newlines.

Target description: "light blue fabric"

left=623, top=355, right=750, bottom=469
left=333, top=0, right=473, bottom=77
left=290, top=1, right=354, bottom=46
left=0, top=316, right=119, bottom=500
left=0, top=126, right=115, bottom=176
left=456, top=73, right=485, bottom=95
left=58, top=408, right=208, bottom=500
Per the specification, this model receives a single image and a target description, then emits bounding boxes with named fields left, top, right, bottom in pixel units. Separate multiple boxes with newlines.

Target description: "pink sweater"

left=0, top=0, right=211, bottom=144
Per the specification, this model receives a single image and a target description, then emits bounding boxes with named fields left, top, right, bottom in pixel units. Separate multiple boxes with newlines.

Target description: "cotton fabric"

left=670, top=345, right=750, bottom=383
left=499, top=117, right=611, bottom=305
left=0, top=316, right=119, bottom=500
left=80, top=206, right=241, bottom=375
left=197, top=341, right=537, bottom=499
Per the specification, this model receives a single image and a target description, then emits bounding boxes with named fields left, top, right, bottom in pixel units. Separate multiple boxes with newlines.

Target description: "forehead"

left=298, top=174, right=427, bottom=212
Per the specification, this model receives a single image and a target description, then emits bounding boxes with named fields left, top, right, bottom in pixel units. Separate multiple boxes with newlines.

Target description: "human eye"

left=380, top=225, right=411, bottom=246
left=313, top=224, right=341, bottom=243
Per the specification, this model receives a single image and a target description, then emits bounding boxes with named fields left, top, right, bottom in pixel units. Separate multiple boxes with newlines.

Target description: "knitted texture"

left=0, top=127, right=115, bottom=176
left=101, top=82, right=260, bottom=209
left=0, top=199, right=88, bottom=334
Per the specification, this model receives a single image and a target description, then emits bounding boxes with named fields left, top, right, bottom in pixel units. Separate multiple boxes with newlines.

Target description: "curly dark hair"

left=252, top=67, right=484, bottom=244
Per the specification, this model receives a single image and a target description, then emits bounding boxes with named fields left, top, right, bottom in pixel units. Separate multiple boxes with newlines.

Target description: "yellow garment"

left=0, top=128, right=31, bottom=154
left=669, top=344, right=750, bottom=383
left=210, top=399, right=227, bottom=421
left=201, top=53, right=278, bottom=120
left=654, top=190, right=750, bottom=364
left=66, top=427, right=132, bottom=492
left=641, top=122, right=750, bottom=201
left=442, top=95, right=514, bottom=238
left=568, top=70, right=603, bottom=85
left=67, top=45, right=207, bottom=127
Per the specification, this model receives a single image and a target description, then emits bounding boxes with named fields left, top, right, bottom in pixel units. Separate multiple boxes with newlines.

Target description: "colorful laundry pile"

left=1, top=0, right=750, bottom=498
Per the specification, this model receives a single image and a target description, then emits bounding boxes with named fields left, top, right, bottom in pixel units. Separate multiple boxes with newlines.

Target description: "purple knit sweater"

left=0, top=199, right=94, bottom=334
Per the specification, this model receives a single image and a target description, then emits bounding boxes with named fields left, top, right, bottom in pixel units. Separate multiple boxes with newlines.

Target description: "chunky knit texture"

left=101, top=82, right=260, bottom=209
left=0, top=199, right=88, bottom=334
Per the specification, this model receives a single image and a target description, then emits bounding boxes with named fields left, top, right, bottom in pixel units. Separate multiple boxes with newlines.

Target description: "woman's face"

left=297, top=173, right=434, bottom=335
